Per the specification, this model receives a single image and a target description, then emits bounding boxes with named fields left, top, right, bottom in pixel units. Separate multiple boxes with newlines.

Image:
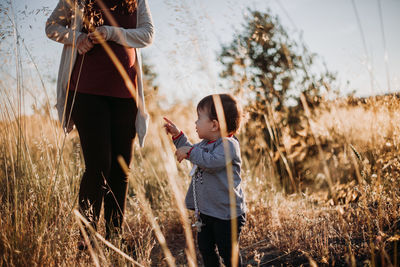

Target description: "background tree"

left=219, top=9, right=337, bottom=192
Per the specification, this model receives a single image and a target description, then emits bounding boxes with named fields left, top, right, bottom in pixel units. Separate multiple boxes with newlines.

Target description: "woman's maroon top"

left=69, top=1, right=137, bottom=98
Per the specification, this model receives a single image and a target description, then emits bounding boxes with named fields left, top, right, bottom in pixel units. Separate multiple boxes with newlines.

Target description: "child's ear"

left=211, top=120, right=220, bottom=131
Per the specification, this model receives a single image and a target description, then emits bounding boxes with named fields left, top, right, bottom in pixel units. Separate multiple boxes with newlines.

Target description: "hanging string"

left=351, top=0, right=375, bottom=93
left=377, top=0, right=391, bottom=92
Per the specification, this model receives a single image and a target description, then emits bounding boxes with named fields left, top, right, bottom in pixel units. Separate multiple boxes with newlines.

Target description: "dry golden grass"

left=1, top=93, right=400, bottom=266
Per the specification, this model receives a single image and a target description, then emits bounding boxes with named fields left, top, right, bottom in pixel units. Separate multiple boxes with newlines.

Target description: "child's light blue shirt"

left=173, top=133, right=247, bottom=220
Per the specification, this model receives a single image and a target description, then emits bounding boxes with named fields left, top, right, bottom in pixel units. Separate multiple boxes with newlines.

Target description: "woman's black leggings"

left=67, top=91, right=137, bottom=238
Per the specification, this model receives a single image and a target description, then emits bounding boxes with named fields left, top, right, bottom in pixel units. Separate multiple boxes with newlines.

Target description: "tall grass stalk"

left=158, top=132, right=197, bottom=267
left=300, top=93, right=336, bottom=202
left=321, top=99, right=379, bottom=265
left=263, top=112, right=296, bottom=192
left=74, top=210, right=101, bottom=267
left=212, top=94, right=238, bottom=267
left=91, top=1, right=198, bottom=262
left=118, top=156, right=176, bottom=266
left=74, top=209, right=146, bottom=266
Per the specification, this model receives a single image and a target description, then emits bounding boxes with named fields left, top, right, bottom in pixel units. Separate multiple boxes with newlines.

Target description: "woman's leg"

left=104, top=97, right=137, bottom=239
left=213, top=214, right=246, bottom=267
left=68, top=92, right=112, bottom=230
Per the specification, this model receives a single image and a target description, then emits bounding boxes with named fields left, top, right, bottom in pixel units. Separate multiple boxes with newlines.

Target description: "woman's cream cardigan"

left=45, top=0, right=154, bottom=147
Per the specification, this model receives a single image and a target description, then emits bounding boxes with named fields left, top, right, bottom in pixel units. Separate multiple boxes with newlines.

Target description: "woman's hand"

left=163, top=117, right=181, bottom=137
left=76, top=33, right=94, bottom=55
left=87, top=27, right=107, bottom=44
left=176, top=146, right=192, bottom=163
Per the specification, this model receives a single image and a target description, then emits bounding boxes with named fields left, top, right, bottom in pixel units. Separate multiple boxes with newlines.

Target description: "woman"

left=45, top=0, right=154, bottom=248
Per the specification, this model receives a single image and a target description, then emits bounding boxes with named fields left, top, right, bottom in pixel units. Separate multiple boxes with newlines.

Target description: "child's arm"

left=163, top=117, right=193, bottom=148
left=176, top=146, right=192, bottom=163
left=187, top=138, right=240, bottom=172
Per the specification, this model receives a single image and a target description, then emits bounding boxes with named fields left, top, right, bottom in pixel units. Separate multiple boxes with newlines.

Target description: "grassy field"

left=0, top=91, right=399, bottom=266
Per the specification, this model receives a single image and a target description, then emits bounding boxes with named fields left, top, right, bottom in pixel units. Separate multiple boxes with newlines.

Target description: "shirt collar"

left=207, top=134, right=233, bottom=144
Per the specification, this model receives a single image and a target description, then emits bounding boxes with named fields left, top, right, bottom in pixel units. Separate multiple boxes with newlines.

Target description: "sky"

left=1, top=0, right=399, bottom=109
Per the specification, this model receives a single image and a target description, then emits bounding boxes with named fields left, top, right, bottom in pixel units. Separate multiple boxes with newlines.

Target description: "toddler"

left=164, top=94, right=247, bottom=267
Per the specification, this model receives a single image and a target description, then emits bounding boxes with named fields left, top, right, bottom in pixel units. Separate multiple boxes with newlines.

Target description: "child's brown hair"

left=197, top=94, right=242, bottom=135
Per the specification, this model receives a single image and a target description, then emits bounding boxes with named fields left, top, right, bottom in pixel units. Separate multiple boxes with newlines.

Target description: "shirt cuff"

left=75, top=32, right=84, bottom=45
left=187, top=146, right=194, bottom=158
left=172, top=131, right=183, bottom=141
left=98, top=26, right=109, bottom=41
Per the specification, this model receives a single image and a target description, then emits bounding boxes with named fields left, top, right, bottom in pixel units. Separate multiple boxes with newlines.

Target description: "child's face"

left=195, top=108, right=215, bottom=140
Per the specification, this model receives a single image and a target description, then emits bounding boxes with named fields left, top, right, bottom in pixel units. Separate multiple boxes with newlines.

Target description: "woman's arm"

left=45, top=0, right=79, bottom=45
left=101, top=0, right=154, bottom=48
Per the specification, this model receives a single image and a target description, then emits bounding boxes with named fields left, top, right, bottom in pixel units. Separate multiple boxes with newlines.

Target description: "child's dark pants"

left=67, top=91, right=137, bottom=239
left=198, top=213, right=246, bottom=267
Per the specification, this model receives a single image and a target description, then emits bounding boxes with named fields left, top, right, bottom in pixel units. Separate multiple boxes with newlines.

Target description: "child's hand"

left=176, top=146, right=192, bottom=163
left=163, top=117, right=181, bottom=138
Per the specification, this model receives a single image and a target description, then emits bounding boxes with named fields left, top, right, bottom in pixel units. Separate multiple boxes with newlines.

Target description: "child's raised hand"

left=176, top=146, right=192, bottom=163
left=163, top=117, right=181, bottom=138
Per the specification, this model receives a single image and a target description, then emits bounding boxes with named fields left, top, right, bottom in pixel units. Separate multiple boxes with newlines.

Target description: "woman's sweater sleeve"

left=45, top=0, right=80, bottom=45
left=102, top=0, right=154, bottom=48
